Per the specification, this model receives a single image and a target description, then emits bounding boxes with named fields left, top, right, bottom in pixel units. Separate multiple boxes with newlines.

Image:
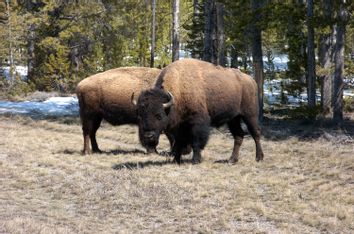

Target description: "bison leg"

left=82, top=119, right=92, bottom=155
left=170, top=137, right=183, bottom=164
left=90, top=116, right=102, bottom=153
left=166, top=132, right=192, bottom=156
left=191, top=122, right=210, bottom=164
left=242, top=115, right=264, bottom=162
left=227, top=116, right=245, bottom=164
left=172, top=146, right=182, bottom=164
left=170, top=132, right=189, bottom=164
left=181, top=144, right=192, bottom=155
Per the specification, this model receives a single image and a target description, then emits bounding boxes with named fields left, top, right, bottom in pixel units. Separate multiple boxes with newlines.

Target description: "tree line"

left=0, top=0, right=353, bottom=124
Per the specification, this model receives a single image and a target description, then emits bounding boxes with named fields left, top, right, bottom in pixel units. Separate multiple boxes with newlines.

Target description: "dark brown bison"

left=133, top=58, right=264, bottom=164
left=76, top=67, right=161, bottom=155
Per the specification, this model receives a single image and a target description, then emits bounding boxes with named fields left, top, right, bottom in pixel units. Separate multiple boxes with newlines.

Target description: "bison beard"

left=135, top=58, right=264, bottom=164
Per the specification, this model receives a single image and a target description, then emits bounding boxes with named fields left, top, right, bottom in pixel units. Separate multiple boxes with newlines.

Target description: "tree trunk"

left=251, top=0, right=264, bottom=122
left=215, top=2, right=225, bottom=66
left=172, top=0, right=180, bottom=61
left=306, top=0, right=316, bottom=107
left=203, top=0, right=225, bottom=66
left=5, top=0, right=13, bottom=84
left=318, top=0, right=333, bottom=117
left=193, top=0, right=199, bottom=17
left=27, top=23, right=36, bottom=82
left=332, top=0, right=348, bottom=124
left=203, top=0, right=214, bottom=62
left=150, top=0, right=156, bottom=67
left=230, top=45, right=238, bottom=68
left=242, top=55, right=247, bottom=71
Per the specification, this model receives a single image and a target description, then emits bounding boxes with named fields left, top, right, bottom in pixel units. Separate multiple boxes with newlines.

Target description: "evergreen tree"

left=184, top=0, right=204, bottom=59
left=333, top=0, right=350, bottom=124
left=307, top=0, right=316, bottom=107
left=251, top=0, right=265, bottom=121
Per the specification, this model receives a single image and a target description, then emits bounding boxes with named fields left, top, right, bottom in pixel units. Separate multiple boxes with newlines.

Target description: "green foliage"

left=184, top=0, right=204, bottom=59
left=0, top=0, right=353, bottom=103
left=0, top=0, right=193, bottom=93
left=287, top=105, right=322, bottom=120
left=343, top=96, right=354, bottom=112
left=0, top=74, right=34, bottom=97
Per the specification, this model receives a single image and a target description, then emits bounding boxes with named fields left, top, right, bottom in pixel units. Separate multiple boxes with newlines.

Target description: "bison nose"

left=144, top=131, right=155, bottom=139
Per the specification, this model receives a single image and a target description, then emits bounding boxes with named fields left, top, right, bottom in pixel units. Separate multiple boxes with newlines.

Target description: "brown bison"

left=76, top=67, right=161, bottom=155
left=133, top=58, right=264, bottom=164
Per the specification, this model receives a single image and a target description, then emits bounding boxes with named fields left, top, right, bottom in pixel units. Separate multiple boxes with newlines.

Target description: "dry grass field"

left=0, top=114, right=353, bottom=233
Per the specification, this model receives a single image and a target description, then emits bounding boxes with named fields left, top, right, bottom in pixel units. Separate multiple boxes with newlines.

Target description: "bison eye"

left=155, top=114, right=162, bottom=120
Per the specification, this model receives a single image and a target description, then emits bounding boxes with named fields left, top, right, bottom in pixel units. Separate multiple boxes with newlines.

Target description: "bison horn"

left=163, top=91, right=174, bottom=109
left=131, top=92, right=137, bottom=106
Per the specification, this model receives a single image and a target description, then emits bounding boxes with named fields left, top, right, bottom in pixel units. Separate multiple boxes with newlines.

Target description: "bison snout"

left=144, top=131, right=156, bottom=139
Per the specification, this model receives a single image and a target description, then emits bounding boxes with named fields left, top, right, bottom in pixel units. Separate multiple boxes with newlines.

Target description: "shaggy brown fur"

left=136, top=59, right=264, bottom=164
left=76, top=67, right=160, bottom=154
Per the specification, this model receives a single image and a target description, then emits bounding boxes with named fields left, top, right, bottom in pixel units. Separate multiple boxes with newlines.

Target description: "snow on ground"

left=1, top=66, right=28, bottom=80
left=0, top=96, right=79, bottom=118
left=0, top=83, right=353, bottom=118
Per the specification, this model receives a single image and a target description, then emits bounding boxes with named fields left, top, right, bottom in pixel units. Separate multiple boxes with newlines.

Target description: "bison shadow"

left=104, top=148, right=146, bottom=155
left=213, top=159, right=230, bottom=164
left=112, top=158, right=194, bottom=170
left=59, top=148, right=147, bottom=156
left=101, top=149, right=175, bottom=156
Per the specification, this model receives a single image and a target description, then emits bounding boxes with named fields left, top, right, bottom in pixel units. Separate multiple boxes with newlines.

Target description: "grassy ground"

left=0, top=114, right=353, bottom=233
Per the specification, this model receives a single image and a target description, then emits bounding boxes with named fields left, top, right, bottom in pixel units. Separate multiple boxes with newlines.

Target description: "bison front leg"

left=191, top=122, right=210, bottom=164
left=228, top=116, right=245, bottom=164
left=171, top=143, right=183, bottom=164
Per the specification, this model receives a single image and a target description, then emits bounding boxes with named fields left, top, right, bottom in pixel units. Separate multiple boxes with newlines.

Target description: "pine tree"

left=172, top=0, right=180, bottom=61
left=333, top=0, right=350, bottom=124
left=306, top=0, right=316, bottom=107
left=318, top=0, right=334, bottom=117
left=184, top=0, right=204, bottom=59
left=251, top=0, right=265, bottom=121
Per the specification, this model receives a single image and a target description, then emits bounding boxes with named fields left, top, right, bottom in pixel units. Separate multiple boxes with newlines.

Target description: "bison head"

left=132, top=89, right=174, bottom=153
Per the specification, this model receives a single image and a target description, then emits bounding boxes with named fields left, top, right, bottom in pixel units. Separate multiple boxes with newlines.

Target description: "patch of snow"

left=1, top=66, right=28, bottom=80
left=0, top=96, right=79, bottom=118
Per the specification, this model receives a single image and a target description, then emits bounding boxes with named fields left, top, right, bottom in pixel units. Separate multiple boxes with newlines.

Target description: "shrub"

left=344, top=96, right=354, bottom=112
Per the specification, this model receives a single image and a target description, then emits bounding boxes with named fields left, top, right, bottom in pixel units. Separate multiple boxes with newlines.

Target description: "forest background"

left=0, top=0, right=353, bottom=123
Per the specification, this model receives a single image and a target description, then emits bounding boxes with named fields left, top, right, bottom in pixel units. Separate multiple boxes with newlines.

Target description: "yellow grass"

left=0, top=115, right=353, bottom=233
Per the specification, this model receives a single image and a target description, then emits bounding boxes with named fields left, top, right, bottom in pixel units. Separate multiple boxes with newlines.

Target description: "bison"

left=76, top=67, right=161, bottom=155
left=133, top=59, right=264, bottom=164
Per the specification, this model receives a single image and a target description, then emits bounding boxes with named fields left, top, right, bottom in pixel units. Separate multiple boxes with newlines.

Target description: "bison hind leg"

left=227, top=116, right=245, bottom=164
left=81, top=114, right=102, bottom=155
left=242, top=115, right=264, bottom=162
left=90, top=115, right=103, bottom=153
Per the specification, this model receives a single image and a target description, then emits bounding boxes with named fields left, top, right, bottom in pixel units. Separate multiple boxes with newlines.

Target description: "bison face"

left=134, top=89, right=174, bottom=152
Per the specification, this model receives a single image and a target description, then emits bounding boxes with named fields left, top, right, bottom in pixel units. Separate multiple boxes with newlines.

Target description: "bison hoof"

left=82, top=150, right=91, bottom=155
left=173, top=157, right=182, bottom=164
left=192, top=159, right=201, bottom=164
left=228, top=157, right=238, bottom=165
left=256, top=156, right=263, bottom=162
left=92, top=149, right=102, bottom=154
left=256, top=152, right=264, bottom=162
left=146, top=148, right=158, bottom=154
